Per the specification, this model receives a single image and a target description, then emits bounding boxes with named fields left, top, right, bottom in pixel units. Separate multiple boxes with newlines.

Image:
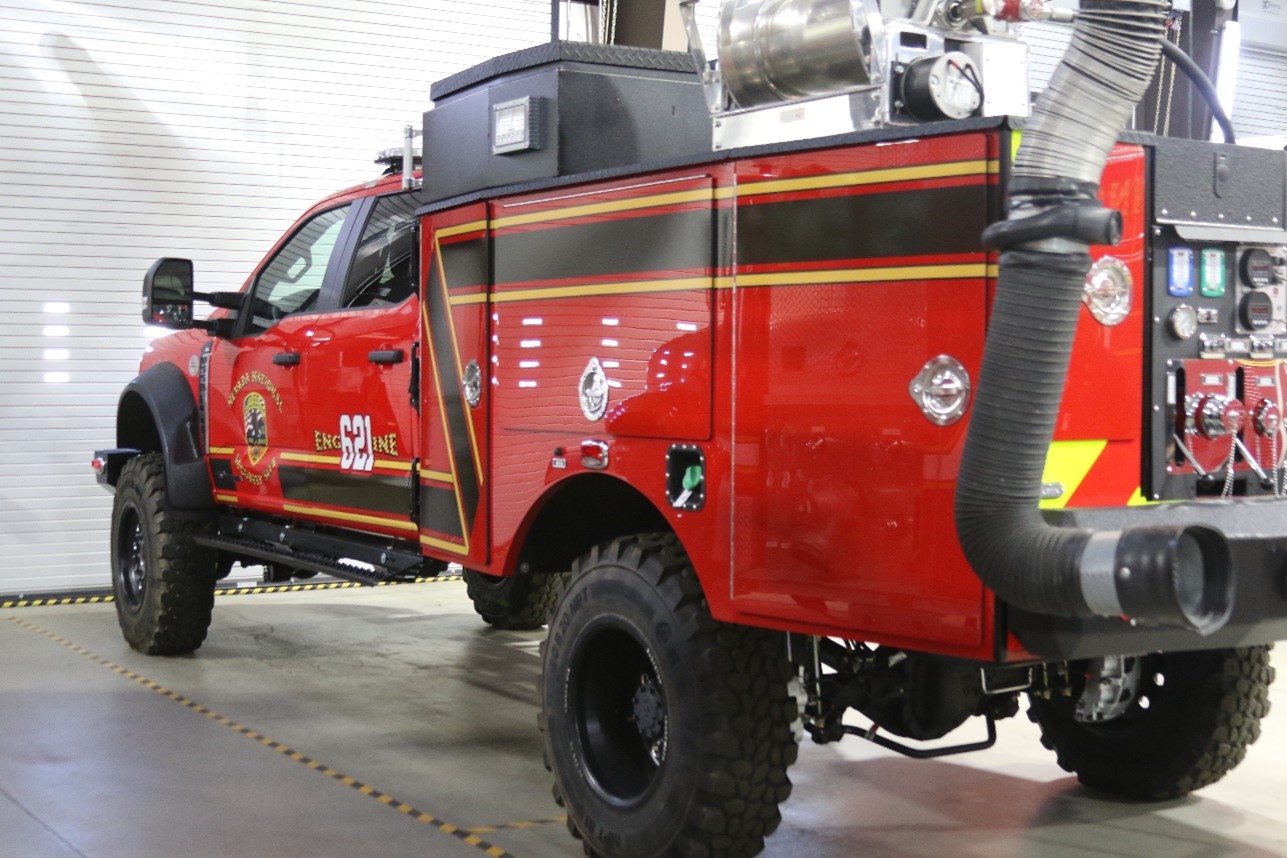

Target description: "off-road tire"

left=1029, top=646, right=1274, bottom=800
left=540, top=534, right=799, bottom=858
left=110, top=453, right=218, bottom=655
left=463, top=568, right=563, bottom=630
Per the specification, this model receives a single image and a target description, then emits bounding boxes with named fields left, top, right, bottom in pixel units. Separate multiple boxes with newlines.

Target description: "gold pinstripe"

left=432, top=231, right=485, bottom=488
left=482, top=160, right=997, bottom=232
left=420, top=533, right=471, bottom=556
left=462, top=263, right=995, bottom=307
left=420, top=247, right=472, bottom=555
left=278, top=451, right=413, bottom=472
left=280, top=503, right=419, bottom=533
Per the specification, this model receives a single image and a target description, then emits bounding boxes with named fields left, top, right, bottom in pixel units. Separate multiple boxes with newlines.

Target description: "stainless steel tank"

left=718, top=0, right=883, bottom=108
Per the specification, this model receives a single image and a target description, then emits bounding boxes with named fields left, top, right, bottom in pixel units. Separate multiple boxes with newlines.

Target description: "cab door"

left=284, top=192, right=421, bottom=540
left=206, top=202, right=356, bottom=515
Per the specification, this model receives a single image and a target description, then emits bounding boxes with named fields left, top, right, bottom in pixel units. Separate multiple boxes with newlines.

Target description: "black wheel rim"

left=115, top=506, right=147, bottom=610
left=570, top=624, right=668, bottom=806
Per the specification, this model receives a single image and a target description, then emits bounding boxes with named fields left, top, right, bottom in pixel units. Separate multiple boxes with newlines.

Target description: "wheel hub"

left=117, top=509, right=147, bottom=609
left=571, top=624, right=670, bottom=804
left=631, top=673, right=667, bottom=766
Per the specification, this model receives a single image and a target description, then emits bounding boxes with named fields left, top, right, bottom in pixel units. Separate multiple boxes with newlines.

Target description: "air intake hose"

left=954, top=0, right=1233, bottom=634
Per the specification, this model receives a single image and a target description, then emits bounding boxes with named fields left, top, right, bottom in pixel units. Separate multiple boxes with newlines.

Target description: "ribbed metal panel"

left=0, top=0, right=546, bottom=592
left=1232, top=48, right=1287, bottom=141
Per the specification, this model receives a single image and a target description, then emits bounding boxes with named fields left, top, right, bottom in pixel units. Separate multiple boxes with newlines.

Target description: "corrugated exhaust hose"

left=954, top=0, right=1233, bottom=635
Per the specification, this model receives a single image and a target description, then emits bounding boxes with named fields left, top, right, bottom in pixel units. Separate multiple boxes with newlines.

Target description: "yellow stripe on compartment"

left=435, top=219, right=488, bottom=239
left=418, top=466, right=456, bottom=484
left=493, top=187, right=718, bottom=230
left=471, top=264, right=986, bottom=308
left=1040, top=440, right=1108, bottom=509
left=734, top=264, right=987, bottom=289
left=279, top=452, right=341, bottom=466
left=420, top=533, right=470, bottom=555
left=475, top=275, right=716, bottom=307
left=735, top=160, right=992, bottom=199
left=280, top=503, right=418, bottom=534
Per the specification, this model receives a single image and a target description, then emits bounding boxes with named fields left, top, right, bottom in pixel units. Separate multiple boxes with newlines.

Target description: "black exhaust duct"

left=954, top=0, right=1233, bottom=634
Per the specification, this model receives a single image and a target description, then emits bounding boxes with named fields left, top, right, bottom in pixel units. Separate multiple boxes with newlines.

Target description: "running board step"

left=196, top=516, right=436, bottom=586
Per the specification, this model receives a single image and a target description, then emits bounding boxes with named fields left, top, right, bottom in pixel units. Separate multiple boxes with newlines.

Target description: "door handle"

left=368, top=349, right=405, bottom=365
left=272, top=352, right=301, bottom=366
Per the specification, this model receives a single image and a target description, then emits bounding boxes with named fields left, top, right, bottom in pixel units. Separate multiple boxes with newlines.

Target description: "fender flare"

left=117, top=362, right=214, bottom=511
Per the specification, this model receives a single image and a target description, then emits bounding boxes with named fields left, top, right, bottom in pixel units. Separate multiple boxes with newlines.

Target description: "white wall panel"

left=1232, top=48, right=1287, bottom=140
left=1021, top=21, right=1072, bottom=93
left=0, top=0, right=546, bottom=592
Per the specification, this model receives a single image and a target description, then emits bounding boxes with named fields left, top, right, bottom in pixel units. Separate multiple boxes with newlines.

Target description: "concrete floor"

left=2, top=578, right=1285, bottom=858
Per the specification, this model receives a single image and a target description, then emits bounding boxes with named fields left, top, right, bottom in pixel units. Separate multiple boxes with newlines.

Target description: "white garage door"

left=0, top=0, right=547, bottom=592
left=1233, top=47, right=1287, bottom=139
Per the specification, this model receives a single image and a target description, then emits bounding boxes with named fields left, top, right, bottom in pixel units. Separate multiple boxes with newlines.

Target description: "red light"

left=580, top=440, right=609, bottom=470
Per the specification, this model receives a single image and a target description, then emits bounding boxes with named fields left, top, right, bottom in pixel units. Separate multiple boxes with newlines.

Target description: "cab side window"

left=342, top=192, right=418, bottom=309
left=247, top=204, right=350, bottom=334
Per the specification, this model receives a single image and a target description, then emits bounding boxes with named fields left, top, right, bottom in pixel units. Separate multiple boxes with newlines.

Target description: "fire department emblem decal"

left=579, top=357, right=609, bottom=421
left=243, top=392, right=269, bottom=465
left=226, top=371, right=283, bottom=486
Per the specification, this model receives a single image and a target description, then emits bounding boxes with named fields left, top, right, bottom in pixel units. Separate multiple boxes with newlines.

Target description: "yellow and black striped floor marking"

left=0, top=574, right=463, bottom=610
left=465, top=817, right=567, bottom=834
left=5, top=616, right=517, bottom=858
left=0, top=593, right=117, bottom=609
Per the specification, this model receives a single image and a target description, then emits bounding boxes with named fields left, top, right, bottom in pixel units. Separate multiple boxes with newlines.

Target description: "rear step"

left=195, top=516, right=438, bottom=586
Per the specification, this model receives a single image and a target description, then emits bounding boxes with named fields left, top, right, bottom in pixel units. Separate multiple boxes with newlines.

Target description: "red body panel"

left=1047, top=145, right=1149, bottom=508
left=724, top=135, right=998, bottom=657
left=143, top=135, right=1159, bottom=664
left=411, top=133, right=1007, bottom=660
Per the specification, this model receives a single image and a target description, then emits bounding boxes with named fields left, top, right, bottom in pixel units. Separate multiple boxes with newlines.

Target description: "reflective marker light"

left=1199, top=247, right=1227, bottom=297
left=1083, top=256, right=1132, bottom=326
left=1168, top=247, right=1195, bottom=297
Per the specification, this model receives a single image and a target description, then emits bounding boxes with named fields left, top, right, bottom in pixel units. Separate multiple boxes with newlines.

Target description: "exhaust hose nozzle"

left=1109, top=525, right=1233, bottom=635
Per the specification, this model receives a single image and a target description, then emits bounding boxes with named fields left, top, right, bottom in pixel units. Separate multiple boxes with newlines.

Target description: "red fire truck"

left=97, top=0, right=1284, bottom=855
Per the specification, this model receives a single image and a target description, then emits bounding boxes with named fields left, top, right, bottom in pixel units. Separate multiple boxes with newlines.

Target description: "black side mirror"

left=142, top=258, right=195, bottom=329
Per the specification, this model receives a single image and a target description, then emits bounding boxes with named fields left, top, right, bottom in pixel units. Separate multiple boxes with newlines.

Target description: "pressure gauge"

left=1169, top=304, right=1199, bottom=340
left=1241, top=248, right=1277, bottom=288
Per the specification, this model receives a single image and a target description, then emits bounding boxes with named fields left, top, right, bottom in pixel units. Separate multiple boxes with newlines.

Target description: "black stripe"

left=441, top=238, right=488, bottom=289
left=736, top=184, right=991, bottom=266
left=420, top=483, right=466, bottom=540
left=493, top=209, right=712, bottom=285
left=425, top=235, right=483, bottom=541
left=279, top=466, right=412, bottom=516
